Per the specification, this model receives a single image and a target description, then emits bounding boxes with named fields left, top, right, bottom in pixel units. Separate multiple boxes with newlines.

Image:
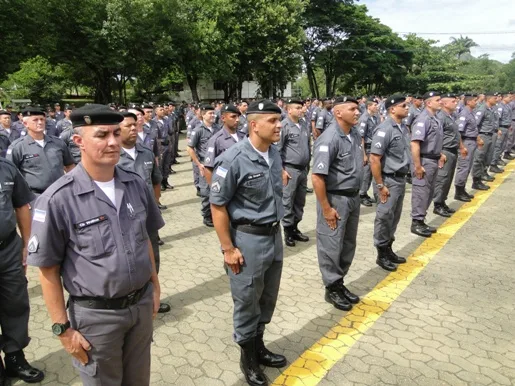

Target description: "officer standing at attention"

left=276, top=98, right=311, bottom=247
left=312, top=96, right=363, bottom=311
left=0, top=110, right=21, bottom=142
left=27, top=104, right=164, bottom=386
left=117, top=111, right=171, bottom=313
left=433, top=93, right=467, bottom=217
left=187, top=105, right=203, bottom=196
left=405, top=96, right=423, bottom=129
left=210, top=100, right=286, bottom=386
left=238, top=101, right=249, bottom=134
left=56, top=106, right=73, bottom=137
left=310, top=99, right=322, bottom=139
left=472, top=92, right=499, bottom=189
left=54, top=103, right=64, bottom=121
left=369, top=95, right=411, bottom=272
left=503, top=92, right=515, bottom=159
left=152, top=105, right=174, bottom=191
left=313, top=98, right=334, bottom=139
left=410, top=92, right=445, bottom=238
left=0, top=131, right=9, bottom=158
left=204, top=104, right=244, bottom=184
left=490, top=93, right=513, bottom=170
left=357, top=97, right=379, bottom=207
left=187, top=104, right=220, bottom=227
left=454, top=94, right=483, bottom=198
left=0, top=158, right=45, bottom=384
left=7, top=107, right=75, bottom=195
left=59, top=110, right=82, bottom=165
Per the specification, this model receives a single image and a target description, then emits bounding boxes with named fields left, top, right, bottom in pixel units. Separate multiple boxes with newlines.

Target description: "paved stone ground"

left=19, top=135, right=515, bottom=385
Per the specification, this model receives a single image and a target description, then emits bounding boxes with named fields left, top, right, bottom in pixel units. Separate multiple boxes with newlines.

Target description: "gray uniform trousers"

left=68, top=285, right=154, bottom=386
left=360, top=150, right=373, bottom=196
left=373, top=175, right=405, bottom=247
left=0, top=235, right=30, bottom=354
left=316, top=193, right=360, bottom=287
left=411, top=158, right=438, bottom=221
left=192, top=163, right=200, bottom=188
left=281, top=166, right=307, bottom=228
left=227, top=228, right=283, bottom=344
left=455, top=139, right=477, bottom=187
left=434, top=150, right=458, bottom=203
left=505, top=124, right=515, bottom=152
left=169, top=129, right=177, bottom=165
left=472, top=134, right=493, bottom=178
left=198, top=173, right=211, bottom=220
left=492, top=127, right=508, bottom=165
left=160, top=143, right=173, bottom=180
left=485, top=133, right=497, bottom=170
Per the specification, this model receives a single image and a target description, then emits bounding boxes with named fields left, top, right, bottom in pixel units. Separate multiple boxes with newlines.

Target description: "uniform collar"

left=26, top=134, right=53, bottom=145
left=73, top=163, right=135, bottom=195
left=243, top=137, right=275, bottom=168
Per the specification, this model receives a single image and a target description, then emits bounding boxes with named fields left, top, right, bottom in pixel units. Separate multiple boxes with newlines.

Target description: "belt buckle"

left=126, top=292, right=137, bottom=306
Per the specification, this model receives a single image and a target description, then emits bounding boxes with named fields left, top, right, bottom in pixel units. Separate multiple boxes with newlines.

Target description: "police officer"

left=405, top=95, right=423, bottom=129
left=152, top=105, right=174, bottom=191
left=210, top=100, right=286, bottom=386
left=54, top=103, right=65, bottom=121
left=204, top=104, right=244, bottom=184
left=369, top=95, right=411, bottom=272
left=276, top=98, right=311, bottom=247
left=238, top=101, right=249, bottom=134
left=491, top=93, right=513, bottom=170
left=28, top=104, right=164, bottom=386
left=455, top=94, right=485, bottom=198
left=358, top=97, right=379, bottom=206
left=312, top=96, right=363, bottom=311
left=0, top=132, right=9, bottom=158
left=187, top=104, right=220, bottom=227
left=187, top=105, right=203, bottom=195
left=472, top=92, right=499, bottom=189
left=433, top=93, right=466, bottom=217
left=503, top=92, right=515, bottom=159
left=314, top=98, right=334, bottom=139
left=7, top=107, right=75, bottom=195
left=167, top=102, right=180, bottom=167
left=59, top=120, right=82, bottom=164
left=0, top=158, right=44, bottom=384
left=0, top=110, right=21, bottom=143
left=310, top=99, right=322, bottom=139
left=56, top=106, right=73, bottom=136
left=410, top=92, right=445, bottom=238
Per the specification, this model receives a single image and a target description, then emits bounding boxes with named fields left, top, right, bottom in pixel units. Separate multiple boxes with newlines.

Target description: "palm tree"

left=450, top=35, right=479, bottom=59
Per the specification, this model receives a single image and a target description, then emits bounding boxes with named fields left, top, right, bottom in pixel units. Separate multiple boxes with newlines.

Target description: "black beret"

left=366, top=97, right=377, bottom=104
left=120, top=111, right=137, bottom=121
left=333, top=96, right=359, bottom=106
left=441, top=93, right=457, bottom=99
left=285, top=98, right=303, bottom=105
left=385, top=94, right=407, bottom=110
left=463, top=93, right=478, bottom=97
left=129, top=106, right=145, bottom=115
left=422, top=91, right=441, bottom=100
left=247, top=100, right=282, bottom=115
left=0, top=110, right=10, bottom=116
left=200, top=103, right=214, bottom=111
left=221, top=104, right=241, bottom=115
left=485, top=91, right=497, bottom=97
left=70, top=104, right=124, bottom=128
left=141, top=104, right=153, bottom=109
left=412, top=94, right=422, bottom=100
left=22, top=107, right=46, bottom=117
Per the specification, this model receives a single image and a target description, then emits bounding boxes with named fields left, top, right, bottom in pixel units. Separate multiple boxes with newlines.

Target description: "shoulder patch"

left=319, top=145, right=329, bottom=153
left=459, top=117, right=466, bottom=121
left=377, top=131, right=386, bottom=138
left=27, top=235, right=39, bottom=253
left=211, top=181, right=221, bottom=193
left=416, top=122, right=424, bottom=127
left=216, top=167, right=228, bottom=178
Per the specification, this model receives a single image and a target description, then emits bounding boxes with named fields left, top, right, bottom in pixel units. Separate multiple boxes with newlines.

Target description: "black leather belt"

left=0, top=230, right=17, bottom=250
left=462, top=136, right=477, bottom=140
left=284, top=163, right=307, bottom=171
left=70, top=282, right=150, bottom=310
left=231, top=222, right=280, bottom=236
left=420, top=154, right=440, bottom=160
left=443, top=148, right=458, bottom=155
left=383, top=171, right=407, bottom=178
left=480, top=132, right=493, bottom=137
left=327, top=189, right=359, bottom=197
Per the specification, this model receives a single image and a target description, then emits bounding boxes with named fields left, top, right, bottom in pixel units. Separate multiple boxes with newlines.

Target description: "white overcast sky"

left=360, top=0, right=515, bottom=63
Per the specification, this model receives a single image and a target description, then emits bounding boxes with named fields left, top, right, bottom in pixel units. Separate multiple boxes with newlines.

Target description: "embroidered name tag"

left=246, top=172, right=264, bottom=181
left=74, top=215, right=108, bottom=230
left=23, top=154, right=40, bottom=160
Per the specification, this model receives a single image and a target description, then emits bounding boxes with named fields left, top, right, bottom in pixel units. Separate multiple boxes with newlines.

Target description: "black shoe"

left=503, top=153, right=514, bottom=160
left=406, top=175, right=412, bottom=184
left=239, top=340, right=268, bottom=386
left=292, top=228, right=309, bottom=242
left=464, top=190, right=474, bottom=199
left=411, top=220, right=432, bottom=237
left=497, top=159, right=507, bottom=166
left=306, top=188, right=313, bottom=194
left=0, top=358, right=7, bottom=386
left=387, top=242, right=406, bottom=264
left=196, top=187, right=201, bottom=197
left=482, top=174, right=495, bottom=182
left=366, top=194, right=376, bottom=204
left=360, top=195, right=373, bottom=207
left=433, top=205, right=452, bottom=218
left=157, top=237, right=164, bottom=246
left=324, top=286, right=352, bottom=311
left=336, top=282, right=360, bottom=304
left=489, top=166, right=504, bottom=174
left=4, top=351, right=44, bottom=384
left=472, top=178, right=490, bottom=190
left=255, top=334, right=286, bottom=368
left=158, top=203, right=168, bottom=210
left=454, top=186, right=472, bottom=202
left=424, top=223, right=437, bottom=233
left=158, top=303, right=171, bottom=313
left=442, top=203, right=456, bottom=214
left=203, top=218, right=214, bottom=227
left=161, top=183, right=168, bottom=191
left=376, top=246, right=397, bottom=271
left=284, top=227, right=296, bottom=247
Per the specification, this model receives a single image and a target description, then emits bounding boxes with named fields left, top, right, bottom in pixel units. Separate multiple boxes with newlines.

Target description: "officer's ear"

left=72, top=132, right=84, bottom=149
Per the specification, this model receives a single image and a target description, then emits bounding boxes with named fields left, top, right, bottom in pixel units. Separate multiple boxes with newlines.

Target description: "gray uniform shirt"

left=457, top=107, right=478, bottom=138
left=188, top=123, right=219, bottom=162
left=497, top=102, right=512, bottom=127
left=357, top=111, right=378, bottom=146
left=56, top=119, right=72, bottom=136
left=370, top=117, right=411, bottom=174
left=27, top=164, right=165, bottom=298
left=0, top=127, right=21, bottom=143
left=118, top=144, right=162, bottom=192
left=59, top=127, right=81, bottom=163
left=437, top=110, right=461, bottom=149
left=276, top=117, right=311, bottom=167
left=510, top=100, right=515, bottom=121
left=238, top=115, right=248, bottom=134
left=312, top=121, right=364, bottom=191
left=187, top=116, right=202, bottom=139
left=475, top=104, right=497, bottom=134
left=210, top=137, right=284, bottom=225
left=405, top=105, right=422, bottom=127
left=0, top=134, right=9, bottom=158
left=204, top=127, right=245, bottom=169
left=411, top=109, right=443, bottom=156
left=315, top=109, right=334, bottom=132
left=0, top=158, right=35, bottom=238
left=7, top=134, right=74, bottom=192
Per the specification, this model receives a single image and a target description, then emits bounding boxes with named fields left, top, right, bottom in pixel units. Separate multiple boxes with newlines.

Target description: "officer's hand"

left=59, top=328, right=91, bottom=365
left=363, top=154, right=368, bottom=166
left=379, top=186, right=390, bottom=204
left=438, top=154, right=447, bottom=169
left=498, top=130, right=502, bottom=137
left=224, top=247, right=244, bottom=274
left=415, top=165, right=425, bottom=180
left=22, top=247, right=28, bottom=275
left=282, top=170, right=292, bottom=186
left=477, top=138, right=484, bottom=149
left=199, top=164, right=205, bottom=177
left=460, top=146, right=468, bottom=158
left=152, top=282, right=161, bottom=319
left=323, top=207, right=340, bottom=231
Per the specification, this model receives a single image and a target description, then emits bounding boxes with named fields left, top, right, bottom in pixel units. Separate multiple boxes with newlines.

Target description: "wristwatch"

left=52, top=321, right=71, bottom=336
left=376, top=184, right=384, bottom=189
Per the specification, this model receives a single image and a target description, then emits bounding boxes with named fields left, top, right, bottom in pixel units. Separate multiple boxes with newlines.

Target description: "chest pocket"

left=23, top=154, right=41, bottom=170
left=336, top=146, right=353, bottom=172
left=46, top=146, right=64, bottom=168
left=129, top=205, right=149, bottom=244
left=242, top=174, right=268, bottom=204
left=288, top=133, right=300, bottom=143
left=75, top=217, right=116, bottom=258
left=0, top=183, right=14, bottom=207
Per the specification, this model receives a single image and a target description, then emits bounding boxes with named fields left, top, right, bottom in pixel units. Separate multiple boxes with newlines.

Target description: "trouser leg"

left=433, top=150, right=457, bottom=203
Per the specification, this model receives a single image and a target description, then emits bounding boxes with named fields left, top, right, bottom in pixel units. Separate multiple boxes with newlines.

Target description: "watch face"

left=52, top=324, right=63, bottom=335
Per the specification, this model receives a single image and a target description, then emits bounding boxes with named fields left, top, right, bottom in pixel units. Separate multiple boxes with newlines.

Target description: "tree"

left=448, top=35, right=478, bottom=60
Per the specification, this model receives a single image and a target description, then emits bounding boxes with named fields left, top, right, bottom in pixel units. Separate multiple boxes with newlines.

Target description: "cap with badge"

left=221, top=104, right=240, bottom=115
left=463, top=93, right=478, bottom=97
left=333, top=95, right=359, bottom=106
left=440, top=92, right=457, bottom=99
left=200, top=103, right=214, bottom=111
left=422, top=91, right=441, bottom=100
left=247, top=100, right=282, bottom=114
left=22, top=107, right=46, bottom=117
left=285, top=98, right=303, bottom=105
left=485, top=91, right=497, bottom=97
left=120, top=111, right=137, bottom=121
left=384, top=94, right=407, bottom=110
left=129, top=106, right=145, bottom=115
left=0, top=110, right=10, bottom=116
left=366, top=96, right=377, bottom=104
left=70, top=104, right=124, bottom=128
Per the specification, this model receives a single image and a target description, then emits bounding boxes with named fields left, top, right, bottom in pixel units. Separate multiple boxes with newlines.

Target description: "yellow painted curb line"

left=273, top=161, right=515, bottom=386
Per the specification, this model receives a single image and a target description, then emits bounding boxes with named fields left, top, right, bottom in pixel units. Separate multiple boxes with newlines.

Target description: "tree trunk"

left=305, top=57, right=318, bottom=98
left=94, top=68, right=112, bottom=104
left=186, top=73, right=199, bottom=102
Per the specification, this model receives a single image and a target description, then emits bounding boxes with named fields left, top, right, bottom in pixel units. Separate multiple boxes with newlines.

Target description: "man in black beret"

left=28, top=103, right=164, bottom=386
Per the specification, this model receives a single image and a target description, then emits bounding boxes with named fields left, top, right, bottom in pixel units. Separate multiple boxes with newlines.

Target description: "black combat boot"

left=442, top=202, right=456, bottom=213
left=360, top=194, right=373, bottom=207
left=283, top=227, right=296, bottom=247
left=239, top=340, right=268, bottom=386
left=336, top=281, right=360, bottom=304
left=472, top=177, right=489, bottom=190
left=489, top=165, right=504, bottom=174
left=255, top=334, right=287, bottom=368
left=4, top=350, right=44, bottom=383
left=387, top=240, right=406, bottom=264
left=376, top=246, right=397, bottom=271
left=325, top=282, right=352, bottom=311
left=482, top=174, right=495, bottom=182
left=454, top=185, right=471, bottom=202
left=292, top=225, right=309, bottom=242
left=433, top=203, right=452, bottom=218
left=411, top=220, right=432, bottom=237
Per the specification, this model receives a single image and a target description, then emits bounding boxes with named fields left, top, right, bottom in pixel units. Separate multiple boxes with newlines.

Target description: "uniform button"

left=127, top=250, right=132, bottom=254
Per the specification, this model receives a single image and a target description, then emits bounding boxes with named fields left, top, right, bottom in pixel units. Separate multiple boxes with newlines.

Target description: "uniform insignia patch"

left=205, top=157, right=211, bottom=164
left=377, top=131, right=386, bottom=137
left=216, top=167, right=228, bottom=178
left=415, top=130, right=422, bottom=135
left=208, top=147, right=214, bottom=152
left=28, top=235, right=39, bottom=253
left=375, top=143, right=382, bottom=148
left=476, top=112, right=482, bottom=116
left=317, top=162, right=325, bottom=169
left=416, top=122, right=424, bottom=127
left=259, top=103, right=264, bottom=110
left=74, top=215, right=108, bottom=230
left=33, top=209, right=47, bottom=223
left=319, top=145, right=329, bottom=152
left=360, top=122, right=366, bottom=127
left=84, top=116, right=92, bottom=125
left=211, top=181, right=220, bottom=193
left=459, top=117, right=466, bottom=121
left=6, top=148, right=12, bottom=155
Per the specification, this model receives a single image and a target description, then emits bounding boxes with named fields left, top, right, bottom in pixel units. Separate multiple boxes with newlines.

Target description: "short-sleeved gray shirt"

left=456, top=107, right=478, bottom=138
left=410, top=109, right=444, bottom=156
left=118, top=144, right=162, bottom=192
left=188, top=124, right=220, bottom=162
left=475, top=104, right=497, bottom=134
left=276, top=117, right=311, bottom=167
left=370, top=117, right=411, bottom=174
left=437, top=110, right=461, bottom=149
left=204, top=127, right=245, bottom=169
left=315, top=109, right=334, bottom=131
left=356, top=111, right=378, bottom=145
